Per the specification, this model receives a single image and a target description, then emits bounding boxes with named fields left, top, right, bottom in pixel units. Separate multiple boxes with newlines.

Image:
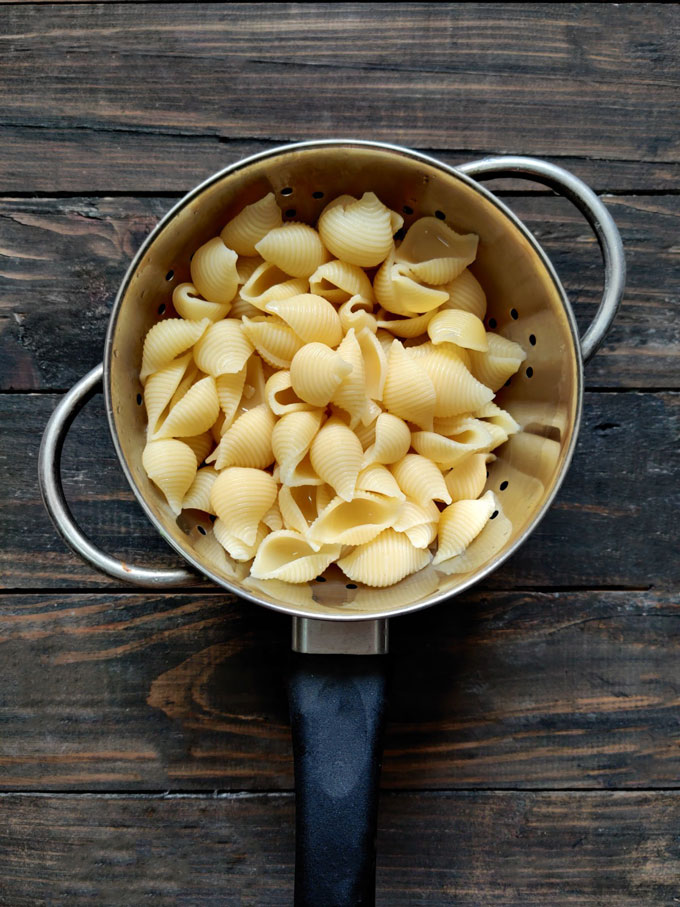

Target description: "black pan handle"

left=288, top=652, right=389, bottom=907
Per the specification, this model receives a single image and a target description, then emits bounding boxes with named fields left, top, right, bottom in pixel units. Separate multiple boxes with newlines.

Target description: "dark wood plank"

left=0, top=589, right=678, bottom=791
left=2, top=791, right=680, bottom=905
left=0, top=4, right=679, bottom=193
left=1, top=391, right=677, bottom=591
left=0, top=194, right=677, bottom=391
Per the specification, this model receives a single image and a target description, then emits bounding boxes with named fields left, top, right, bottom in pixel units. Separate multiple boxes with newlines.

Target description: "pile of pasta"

left=140, top=191, right=526, bottom=588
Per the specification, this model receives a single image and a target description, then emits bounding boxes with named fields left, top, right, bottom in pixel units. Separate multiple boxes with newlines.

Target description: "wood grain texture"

left=2, top=791, right=680, bottom=905
left=1, top=391, right=677, bottom=592
left=0, top=589, right=678, bottom=791
left=0, top=4, right=679, bottom=193
left=0, top=194, right=677, bottom=391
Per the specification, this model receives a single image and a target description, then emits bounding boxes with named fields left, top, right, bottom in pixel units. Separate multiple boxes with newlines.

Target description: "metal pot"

left=40, top=141, right=625, bottom=906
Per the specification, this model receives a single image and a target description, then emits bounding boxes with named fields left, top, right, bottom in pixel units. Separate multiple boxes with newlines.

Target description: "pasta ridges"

left=265, top=293, right=343, bottom=347
left=220, top=193, right=283, bottom=257
left=337, top=528, right=432, bottom=587
left=309, top=416, right=363, bottom=502
left=382, top=340, right=436, bottom=430
left=432, top=490, right=496, bottom=565
left=210, top=467, right=278, bottom=546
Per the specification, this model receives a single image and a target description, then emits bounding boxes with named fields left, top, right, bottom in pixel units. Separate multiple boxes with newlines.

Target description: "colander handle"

left=38, top=363, right=195, bottom=588
left=456, top=156, right=626, bottom=363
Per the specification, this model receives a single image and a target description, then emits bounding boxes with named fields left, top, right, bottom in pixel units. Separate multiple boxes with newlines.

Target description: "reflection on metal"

left=293, top=617, right=389, bottom=655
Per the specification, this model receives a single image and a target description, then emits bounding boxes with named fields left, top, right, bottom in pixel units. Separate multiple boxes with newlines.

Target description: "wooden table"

left=1, top=4, right=678, bottom=904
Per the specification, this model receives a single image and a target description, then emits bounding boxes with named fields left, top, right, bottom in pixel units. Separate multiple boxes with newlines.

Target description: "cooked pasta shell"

left=220, top=193, right=283, bottom=256
left=435, top=507, right=511, bottom=575
left=475, top=401, right=521, bottom=436
left=421, top=346, right=493, bottom=417
left=405, top=521, right=438, bottom=549
left=309, top=259, right=375, bottom=304
left=214, top=517, right=269, bottom=562
left=279, top=485, right=321, bottom=535
left=338, top=295, right=378, bottom=335
left=210, top=467, right=278, bottom=546
left=172, top=282, right=231, bottom=322
left=393, top=498, right=440, bottom=533
left=207, top=404, right=276, bottom=470
left=169, top=360, right=201, bottom=410
left=290, top=342, right=353, bottom=407
left=182, top=465, right=219, bottom=514
left=331, top=329, right=367, bottom=428
left=307, top=490, right=402, bottom=546
left=264, top=369, right=316, bottom=416
left=140, top=318, right=210, bottom=382
left=375, top=247, right=449, bottom=316
left=263, top=501, right=283, bottom=532
left=355, top=464, right=405, bottom=500
left=272, top=409, right=325, bottom=486
left=240, top=261, right=308, bottom=310
left=242, top=315, right=305, bottom=369
left=395, top=217, right=478, bottom=285
left=142, top=439, right=197, bottom=515
left=190, top=237, right=239, bottom=305
left=352, top=563, right=439, bottom=609
left=411, top=424, right=493, bottom=468
left=255, top=223, right=327, bottom=279
left=432, top=490, right=496, bottom=564
left=391, top=454, right=452, bottom=506
left=468, top=333, right=527, bottom=391
left=356, top=327, right=387, bottom=402
left=316, top=484, right=334, bottom=515
left=183, top=431, right=215, bottom=467
left=309, top=416, right=363, bottom=502
left=444, top=453, right=489, bottom=502
left=265, top=293, right=343, bottom=347
left=236, top=255, right=265, bottom=285
left=354, top=413, right=378, bottom=452
left=376, top=308, right=437, bottom=339
left=153, top=376, right=220, bottom=440
left=215, top=366, right=247, bottom=427
left=239, top=354, right=267, bottom=412
left=143, top=352, right=193, bottom=438
left=318, top=192, right=402, bottom=267
left=251, top=531, right=341, bottom=583
left=337, top=528, right=431, bottom=587
left=210, top=411, right=226, bottom=443
left=228, top=294, right=264, bottom=320
left=360, top=412, right=411, bottom=468
left=441, top=268, right=487, bottom=319
left=193, top=529, right=249, bottom=582
left=361, top=398, right=382, bottom=427
left=427, top=310, right=488, bottom=351
left=382, top=340, right=436, bottom=431
left=193, top=319, right=254, bottom=376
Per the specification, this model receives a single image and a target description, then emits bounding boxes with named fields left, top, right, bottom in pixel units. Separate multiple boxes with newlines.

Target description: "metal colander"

left=40, top=140, right=625, bottom=906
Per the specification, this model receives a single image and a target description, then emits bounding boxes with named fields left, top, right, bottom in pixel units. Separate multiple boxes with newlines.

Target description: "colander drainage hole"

left=499, top=481, right=508, bottom=491
left=490, top=510, right=499, bottom=520
left=158, top=303, right=166, bottom=315
left=197, top=526, right=207, bottom=535
left=526, top=366, right=534, bottom=378
left=285, top=208, right=296, bottom=219
left=315, top=576, right=326, bottom=582
left=346, top=583, right=357, bottom=590
left=403, top=204, right=414, bottom=215
left=165, top=270, right=174, bottom=281
left=136, top=393, right=143, bottom=405
left=488, top=318, right=497, bottom=329
left=510, top=308, right=518, bottom=320
left=504, top=378, right=512, bottom=387
left=434, top=210, right=446, bottom=220
left=312, top=191, right=325, bottom=199
left=529, top=334, right=536, bottom=346
left=280, top=187, right=293, bottom=196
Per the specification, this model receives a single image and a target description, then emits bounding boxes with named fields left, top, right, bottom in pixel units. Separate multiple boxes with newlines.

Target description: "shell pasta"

left=139, top=191, right=525, bottom=587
